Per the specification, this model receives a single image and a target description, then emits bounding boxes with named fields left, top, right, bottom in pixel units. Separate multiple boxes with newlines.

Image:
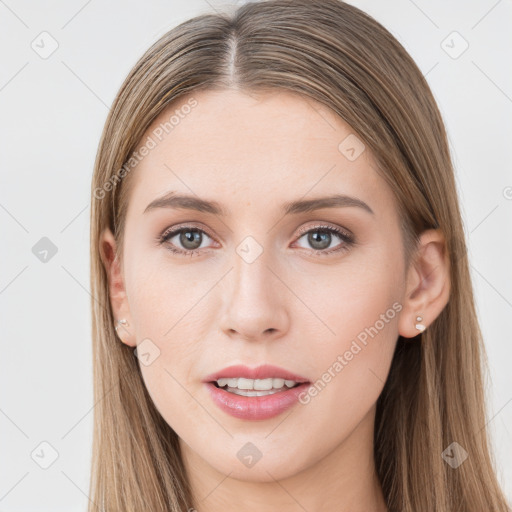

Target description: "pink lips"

left=202, top=364, right=309, bottom=383
left=203, top=364, right=311, bottom=421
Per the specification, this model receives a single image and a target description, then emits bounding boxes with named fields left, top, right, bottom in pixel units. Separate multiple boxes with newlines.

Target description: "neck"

left=181, top=406, right=388, bottom=512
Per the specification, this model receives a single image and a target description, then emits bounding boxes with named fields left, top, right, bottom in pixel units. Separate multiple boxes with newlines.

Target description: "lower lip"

left=204, top=382, right=311, bottom=420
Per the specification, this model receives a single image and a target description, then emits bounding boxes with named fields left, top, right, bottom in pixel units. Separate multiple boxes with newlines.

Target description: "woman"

left=89, top=0, right=511, bottom=510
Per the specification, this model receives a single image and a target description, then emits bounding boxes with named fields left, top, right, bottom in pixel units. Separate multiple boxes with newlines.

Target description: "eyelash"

left=157, top=223, right=355, bottom=257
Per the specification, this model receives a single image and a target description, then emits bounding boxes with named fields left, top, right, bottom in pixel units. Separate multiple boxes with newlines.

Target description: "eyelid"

left=295, top=222, right=353, bottom=239
left=160, top=222, right=217, bottom=242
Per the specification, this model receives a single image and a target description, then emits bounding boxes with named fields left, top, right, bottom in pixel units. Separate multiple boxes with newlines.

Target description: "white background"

left=1, top=0, right=511, bottom=510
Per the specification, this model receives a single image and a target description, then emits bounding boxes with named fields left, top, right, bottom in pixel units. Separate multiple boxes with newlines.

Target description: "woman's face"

left=105, top=89, right=410, bottom=482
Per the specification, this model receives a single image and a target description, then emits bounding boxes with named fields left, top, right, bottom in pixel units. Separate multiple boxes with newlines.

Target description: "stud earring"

left=415, top=315, right=426, bottom=332
left=114, top=318, right=129, bottom=333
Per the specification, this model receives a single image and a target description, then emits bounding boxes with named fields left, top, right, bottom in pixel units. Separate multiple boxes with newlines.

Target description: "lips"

left=205, top=381, right=311, bottom=420
left=202, top=364, right=311, bottom=420
left=202, top=364, right=309, bottom=383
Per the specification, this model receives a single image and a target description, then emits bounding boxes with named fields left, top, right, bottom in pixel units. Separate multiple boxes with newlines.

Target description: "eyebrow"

left=143, top=191, right=374, bottom=216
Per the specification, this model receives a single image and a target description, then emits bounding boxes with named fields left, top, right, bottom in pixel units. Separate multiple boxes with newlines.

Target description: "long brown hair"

left=88, top=1, right=511, bottom=510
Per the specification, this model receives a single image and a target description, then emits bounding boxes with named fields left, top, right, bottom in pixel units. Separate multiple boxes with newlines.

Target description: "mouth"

left=203, top=364, right=311, bottom=420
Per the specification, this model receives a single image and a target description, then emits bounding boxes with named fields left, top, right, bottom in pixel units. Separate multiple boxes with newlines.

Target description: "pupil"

left=180, top=230, right=201, bottom=250
left=309, top=230, right=330, bottom=250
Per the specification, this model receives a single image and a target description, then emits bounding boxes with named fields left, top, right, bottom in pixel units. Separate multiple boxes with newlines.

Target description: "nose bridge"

left=219, top=233, right=289, bottom=339
left=234, top=238, right=272, bottom=298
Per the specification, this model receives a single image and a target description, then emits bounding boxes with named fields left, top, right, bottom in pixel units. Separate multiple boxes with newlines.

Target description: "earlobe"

left=99, top=228, right=137, bottom=347
left=114, top=318, right=135, bottom=346
left=398, top=229, right=451, bottom=339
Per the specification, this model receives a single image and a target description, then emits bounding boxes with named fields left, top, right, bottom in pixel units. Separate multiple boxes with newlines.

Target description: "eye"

left=158, top=225, right=217, bottom=257
left=293, top=224, right=355, bottom=256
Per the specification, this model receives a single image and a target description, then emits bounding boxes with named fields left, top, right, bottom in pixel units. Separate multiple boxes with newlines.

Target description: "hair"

left=88, top=1, right=511, bottom=510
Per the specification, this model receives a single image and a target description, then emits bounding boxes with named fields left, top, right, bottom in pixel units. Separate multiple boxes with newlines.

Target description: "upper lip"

left=202, top=364, right=310, bottom=383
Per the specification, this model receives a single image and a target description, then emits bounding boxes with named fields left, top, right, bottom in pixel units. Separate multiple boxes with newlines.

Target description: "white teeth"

left=215, top=377, right=300, bottom=391
left=273, top=378, right=285, bottom=388
left=238, top=378, right=254, bottom=390
left=226, top=378, right=238, bottom=388
left=254, top=378, right=273, bottom=390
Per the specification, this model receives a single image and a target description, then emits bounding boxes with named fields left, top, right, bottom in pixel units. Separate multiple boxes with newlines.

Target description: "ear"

left=99, top=228, right=136, bottom=347
left=398, top=228, right=451, bottom=339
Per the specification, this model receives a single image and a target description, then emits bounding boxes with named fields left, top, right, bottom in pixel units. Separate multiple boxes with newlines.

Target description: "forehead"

left=126, top=88, right=396, bottom=218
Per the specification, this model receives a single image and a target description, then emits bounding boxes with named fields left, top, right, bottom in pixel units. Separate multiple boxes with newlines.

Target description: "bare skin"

left=100, top=88, right=450, bottom=512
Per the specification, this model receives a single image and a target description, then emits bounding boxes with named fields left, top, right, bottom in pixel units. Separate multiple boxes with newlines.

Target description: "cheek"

left=134, top=306, right=210, bottom=441
left=291, top=251, right=402, bottom=411
left=126, top=248, right=210, bottom=334
left=125, top=257, right=218, bottom=429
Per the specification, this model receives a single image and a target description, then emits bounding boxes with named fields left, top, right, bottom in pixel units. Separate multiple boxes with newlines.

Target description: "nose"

left=218, top=248, right=290, bottom=342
